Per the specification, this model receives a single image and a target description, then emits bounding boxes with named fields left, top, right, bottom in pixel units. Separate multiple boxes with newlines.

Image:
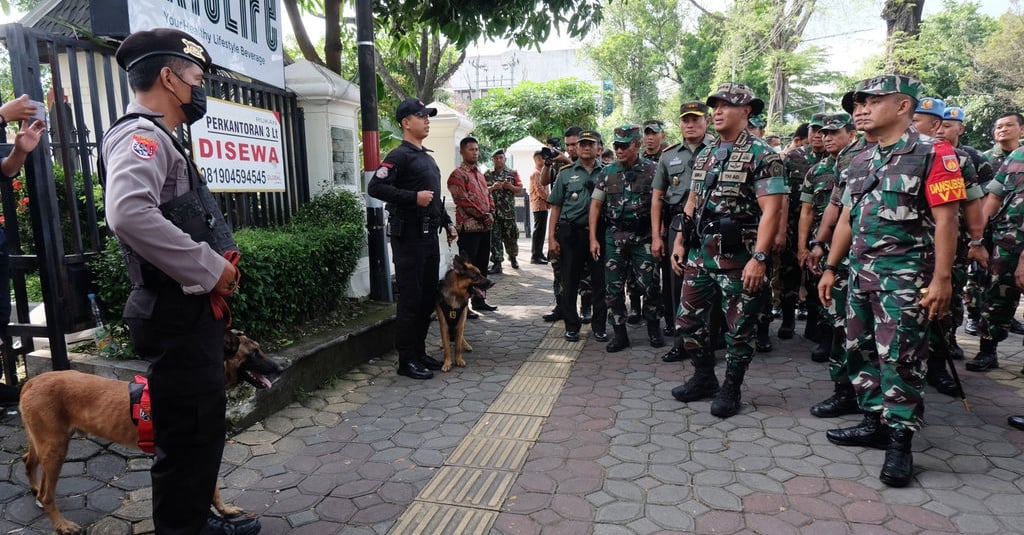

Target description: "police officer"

left=548, top=130, right=607, bottom=342
left=103, top=28, right=259, bottom=534
left=652, top=101, right=713, bottom=362
left=368, top=98, right=456, bottom=380
left=670, top=84, right=787, bottom=418
left=589, top=124, right=663, bottom=352
left=485, top=149, right=523, bottom=273
left=819, top=75, right=964, bottom=488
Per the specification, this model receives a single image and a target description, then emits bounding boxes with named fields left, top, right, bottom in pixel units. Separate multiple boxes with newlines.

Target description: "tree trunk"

left=282, top=0, right=324, bottom=66
left=765, top=0, right=815, bottom=131
left=883, top=0, right=925, bottom=73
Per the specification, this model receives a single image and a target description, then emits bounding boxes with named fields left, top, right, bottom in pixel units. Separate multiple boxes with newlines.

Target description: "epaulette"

left=556, top=162, right=572, bottom=173
left=663, top=142, right=681, bottom=152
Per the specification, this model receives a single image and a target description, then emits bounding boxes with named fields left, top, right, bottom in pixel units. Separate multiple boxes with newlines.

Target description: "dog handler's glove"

left=211, top=250, right=241, bottom=326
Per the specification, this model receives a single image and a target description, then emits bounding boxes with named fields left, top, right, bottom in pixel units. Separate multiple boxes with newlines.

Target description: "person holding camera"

left=485, top=149, right=523, bottom=274
left=669, top=84, right=787, bottom=419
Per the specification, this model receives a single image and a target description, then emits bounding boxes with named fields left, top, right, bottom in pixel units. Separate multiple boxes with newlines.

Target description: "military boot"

left=662, top=336, right=690, bottom=363
left=948, top=335, right=964, bottom=360
left=777, top=302, right=796, bottom=339
left=803, top=305, right=820, bottom=343
left=756, top=321, right=772, bottom=352
left=626, top=296, right=643, bottom=325
left=826, top=412, right=890, bottom=449
left=671, top=351, right=719, bottom=402
left=810, top=382, right=859, bottom=418
left=710, top=364, right=746, bottom=418
left=811, top=326, right=833, bottom=362
left=647, top=320, right=666, bottom=348
left=606, top=325, right=630, bottom=353
left=965, top=338, right=999, bottom=371
left=926, top=355, right=960, bottom=397
left=880, top=428, right=914, bottom=487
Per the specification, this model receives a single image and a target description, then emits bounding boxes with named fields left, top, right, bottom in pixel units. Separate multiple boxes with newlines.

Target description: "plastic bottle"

left=87, top=293, right=114, bottom=351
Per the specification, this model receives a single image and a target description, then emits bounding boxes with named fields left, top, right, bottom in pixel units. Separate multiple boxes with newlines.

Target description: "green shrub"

left=90, top=187, right=367, bottom=345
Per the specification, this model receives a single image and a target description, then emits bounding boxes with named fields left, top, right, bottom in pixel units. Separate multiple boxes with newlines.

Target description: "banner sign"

left=128, top=0, right=284, bottom=88
left=190, top=97, right=286, bottom=192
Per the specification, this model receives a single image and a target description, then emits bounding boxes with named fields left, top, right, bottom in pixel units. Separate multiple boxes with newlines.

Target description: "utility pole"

left=357, top=0, right=392, bottom=301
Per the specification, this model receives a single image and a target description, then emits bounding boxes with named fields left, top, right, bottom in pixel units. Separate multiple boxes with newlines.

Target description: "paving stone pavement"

left=4, top=238, right=1024, bottom=534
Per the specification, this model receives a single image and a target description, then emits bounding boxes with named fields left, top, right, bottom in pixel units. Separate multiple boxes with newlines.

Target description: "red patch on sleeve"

left=924, top=140, right=967, bottom=207
left=131, top=134, right=158, bottom=160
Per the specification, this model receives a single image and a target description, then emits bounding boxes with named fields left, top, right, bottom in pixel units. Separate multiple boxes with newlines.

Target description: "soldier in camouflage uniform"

left=819, top=75, right=964, bottom=488
left=912, top=100, right=986, bottom=393
left=669, top=84, right=787, bottom=419
left=485, top=149, right=524, bottom=273
left=775, top=113, right=828, bottom=352
left=653, top=101, right=714, bottom=362
left=807, top=100, right=878, bottom=419
left=626, top=119, right=670, bottom=325
left=589, top=124, right=664, bottom=352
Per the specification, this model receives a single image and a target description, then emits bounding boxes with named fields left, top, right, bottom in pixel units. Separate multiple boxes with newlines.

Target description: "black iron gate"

left=0, top=23, right=309, bottom=385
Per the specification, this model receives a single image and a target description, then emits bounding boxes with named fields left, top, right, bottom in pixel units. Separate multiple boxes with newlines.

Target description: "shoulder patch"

left=942, top=154, right=960, bottom=173
left=375, top=162, right=394, bottom=178
left=131, top=134, right=158, bottom=160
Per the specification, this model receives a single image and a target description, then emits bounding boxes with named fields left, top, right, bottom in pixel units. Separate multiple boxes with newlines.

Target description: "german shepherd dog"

left=18, top=329, right=283, bottom=535
left=436, top=256, right=494, bottom=372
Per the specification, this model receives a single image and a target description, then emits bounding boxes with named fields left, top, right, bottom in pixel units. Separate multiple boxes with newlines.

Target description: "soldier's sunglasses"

left=613, top=142, right=632, bottom=151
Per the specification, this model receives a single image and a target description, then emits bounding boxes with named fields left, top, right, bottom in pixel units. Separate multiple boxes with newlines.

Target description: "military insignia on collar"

left=131, top=134, right=157, bottom=160
left=182, top=39, right=206, bottom=62
left=942, top=154, right=960, bottom=172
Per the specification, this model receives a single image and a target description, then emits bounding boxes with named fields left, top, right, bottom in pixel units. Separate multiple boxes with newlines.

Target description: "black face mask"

left=172, top=71, right=207, bottom=125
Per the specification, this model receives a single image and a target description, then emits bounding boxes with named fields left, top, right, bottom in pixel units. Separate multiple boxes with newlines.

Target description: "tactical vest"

left=100, top=114, right=238, bottom=287
left=603, top=159, right=656, bottom=224
left=691, top=133, right=760, bottom=232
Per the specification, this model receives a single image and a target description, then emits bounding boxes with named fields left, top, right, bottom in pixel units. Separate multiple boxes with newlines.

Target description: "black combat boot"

left=948, top=335, right=964, bottom=360
left=710, top=364, right=745, bottom=418
left=810, top=382, right=859, bottom=418
left=803, top=305, right=820, bottom=343
left=662, top=336, right=690, bottom=363
left=756, top=321, right=772, bottom=352
left=626, top=296, right=643, bottom=325
left=826, top=412, right=889, bottom=449
left=926, top=356, right=960, bottom=397
left=811, top=326, right=833, bottom=362
left=647, top=320, right=666, bottom=348
left=880, top=428, right=914, bottom=487
left=965, top=337, right=999, bottom=371
left=606, top=324, right=630, bottom=353
left=777, top=302, right=796, bottom=339
left=671, top=351, right=719, bottom=402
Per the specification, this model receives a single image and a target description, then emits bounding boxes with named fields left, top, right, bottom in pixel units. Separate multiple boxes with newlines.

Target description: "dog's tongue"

left=475, top=287, right=487, bottom=300
left=255, top=373, right=272, bottom=389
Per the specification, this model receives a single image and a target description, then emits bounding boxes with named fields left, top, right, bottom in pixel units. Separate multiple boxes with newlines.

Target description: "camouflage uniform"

left=593, top=153, right=662, bottom=328
left=549, top=148, right=607, bottom=336
left=780, top=128, right=825, bottom=311
left=486, top=166, right=521, bottom=265
left=977, top=148, right=1024, bottom=349
left=841, top=125, right=966, bottom=431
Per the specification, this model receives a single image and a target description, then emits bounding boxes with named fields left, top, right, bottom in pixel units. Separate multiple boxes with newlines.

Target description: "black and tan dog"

left=18, top=329, right=282, bottom=535
left=436, top=256, right=494, bottom=372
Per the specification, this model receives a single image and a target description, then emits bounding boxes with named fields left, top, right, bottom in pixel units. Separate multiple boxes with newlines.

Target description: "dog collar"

left=129, top=376, right=155, bottom=454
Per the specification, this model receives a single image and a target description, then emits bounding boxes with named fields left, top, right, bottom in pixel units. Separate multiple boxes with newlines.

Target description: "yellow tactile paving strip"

left=388, top=323, right=585, bottom=534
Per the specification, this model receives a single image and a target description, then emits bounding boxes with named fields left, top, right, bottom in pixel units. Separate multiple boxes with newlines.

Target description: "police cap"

left=116, top=28, right=212, bottom=72
left=396, top=98, right=438, bottom=122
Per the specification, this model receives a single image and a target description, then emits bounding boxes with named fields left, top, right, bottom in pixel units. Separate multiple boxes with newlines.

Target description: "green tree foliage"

left=467, top=78, right=599, bottom=151
left=675, top=14, right=724, bottom=102
left=961, top=8, right=1024, bottom=149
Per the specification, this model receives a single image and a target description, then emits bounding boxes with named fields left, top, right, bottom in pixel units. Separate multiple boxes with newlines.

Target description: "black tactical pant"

left=127, top=285, right=227, bottom=535
left=458, top=230, right=491, bottom=277
left=391, top=233, right=441, bottom=361
left=557, top=221, right=607, bottom=333
left=532, top=210, right=548, bottom=260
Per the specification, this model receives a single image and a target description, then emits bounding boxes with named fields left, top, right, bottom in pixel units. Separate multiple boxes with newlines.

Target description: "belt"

left=560, top=218, right=589, bottom=230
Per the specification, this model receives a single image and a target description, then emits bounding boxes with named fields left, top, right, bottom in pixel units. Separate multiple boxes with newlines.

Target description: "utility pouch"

left=719, top=216, right=743, bottom=253
left=387, top=217, right=404, bottom=238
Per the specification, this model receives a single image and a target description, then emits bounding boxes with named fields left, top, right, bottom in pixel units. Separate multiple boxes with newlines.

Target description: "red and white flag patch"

left=131, top=134, right=158, bottom=160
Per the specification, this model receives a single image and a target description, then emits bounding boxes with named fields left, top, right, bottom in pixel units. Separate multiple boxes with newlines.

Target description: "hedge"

left=91, top=188, right=367, bottom=349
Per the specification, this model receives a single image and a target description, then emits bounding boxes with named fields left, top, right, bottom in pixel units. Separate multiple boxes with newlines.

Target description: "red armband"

left=924, top=140, right=967, bottom=207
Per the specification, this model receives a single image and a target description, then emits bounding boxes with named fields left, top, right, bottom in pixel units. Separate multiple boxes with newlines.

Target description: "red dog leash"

left=211, top=250, right=241, bottom=326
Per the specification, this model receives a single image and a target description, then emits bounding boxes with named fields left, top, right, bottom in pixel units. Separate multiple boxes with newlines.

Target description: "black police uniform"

left=368, top=140, right=451, bottom=372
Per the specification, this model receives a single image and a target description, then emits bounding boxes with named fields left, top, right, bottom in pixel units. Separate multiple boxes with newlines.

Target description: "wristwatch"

left=752, top=251, right=768, bottom=263
left=823, top=264, right=839, bottom=273
left=968, top=239, right=985, bottom=247
left=808, top=239, right=827, bottom=250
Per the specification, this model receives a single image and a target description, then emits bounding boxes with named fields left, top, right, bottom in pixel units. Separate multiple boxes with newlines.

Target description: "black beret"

left=116, top=28, right=212, bottom=72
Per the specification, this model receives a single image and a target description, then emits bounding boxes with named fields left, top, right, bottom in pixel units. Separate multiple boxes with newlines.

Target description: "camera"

left=539, top=146, right=558, bottom=161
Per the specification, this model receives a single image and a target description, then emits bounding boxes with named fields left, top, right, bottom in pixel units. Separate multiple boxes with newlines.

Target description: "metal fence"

left=0, top=23, right=308, bottom=383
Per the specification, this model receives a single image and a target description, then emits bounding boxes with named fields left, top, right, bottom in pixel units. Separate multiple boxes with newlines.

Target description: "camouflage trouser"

left=927, top=263, right=967, bottom=356
left=846, top=280, right=928, bottom=431
left=490, top=217, right=519, bottom=264
left=605, top=233, right=661, bottom=326
left=677, top=265, right=766, bottom=366
left=979, top=246, right=1022, bottom=344
left=825, top=269, right=861, bottom=383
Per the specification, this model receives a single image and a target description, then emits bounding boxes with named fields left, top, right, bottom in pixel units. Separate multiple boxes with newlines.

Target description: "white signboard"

left=191, top=98, right=286, bottom=192
left=128, top=0, right=284, bottom=88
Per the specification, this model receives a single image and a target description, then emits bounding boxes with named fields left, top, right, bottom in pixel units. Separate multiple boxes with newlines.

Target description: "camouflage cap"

left=679, top=100, right=709, bottom=117
left=915, top=97, right=945, bottom=119
left=809, top=113, right=828, bottom=129
left=643, top=119, right=665, bottom=133
left=852, top=74, right=922, bottom=101
left=943, top=106, right=965, bottom=122
left=706, top=83, right=764, bottom=116
left=613, top=124, right=641, bottom=143
left=841, top=91, right=857, bottom=114
left=578, top=129, right=602, bottom=143
left=820, top=112, right=853, bottom=132
left=748, top=116, right=765, bottom=129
